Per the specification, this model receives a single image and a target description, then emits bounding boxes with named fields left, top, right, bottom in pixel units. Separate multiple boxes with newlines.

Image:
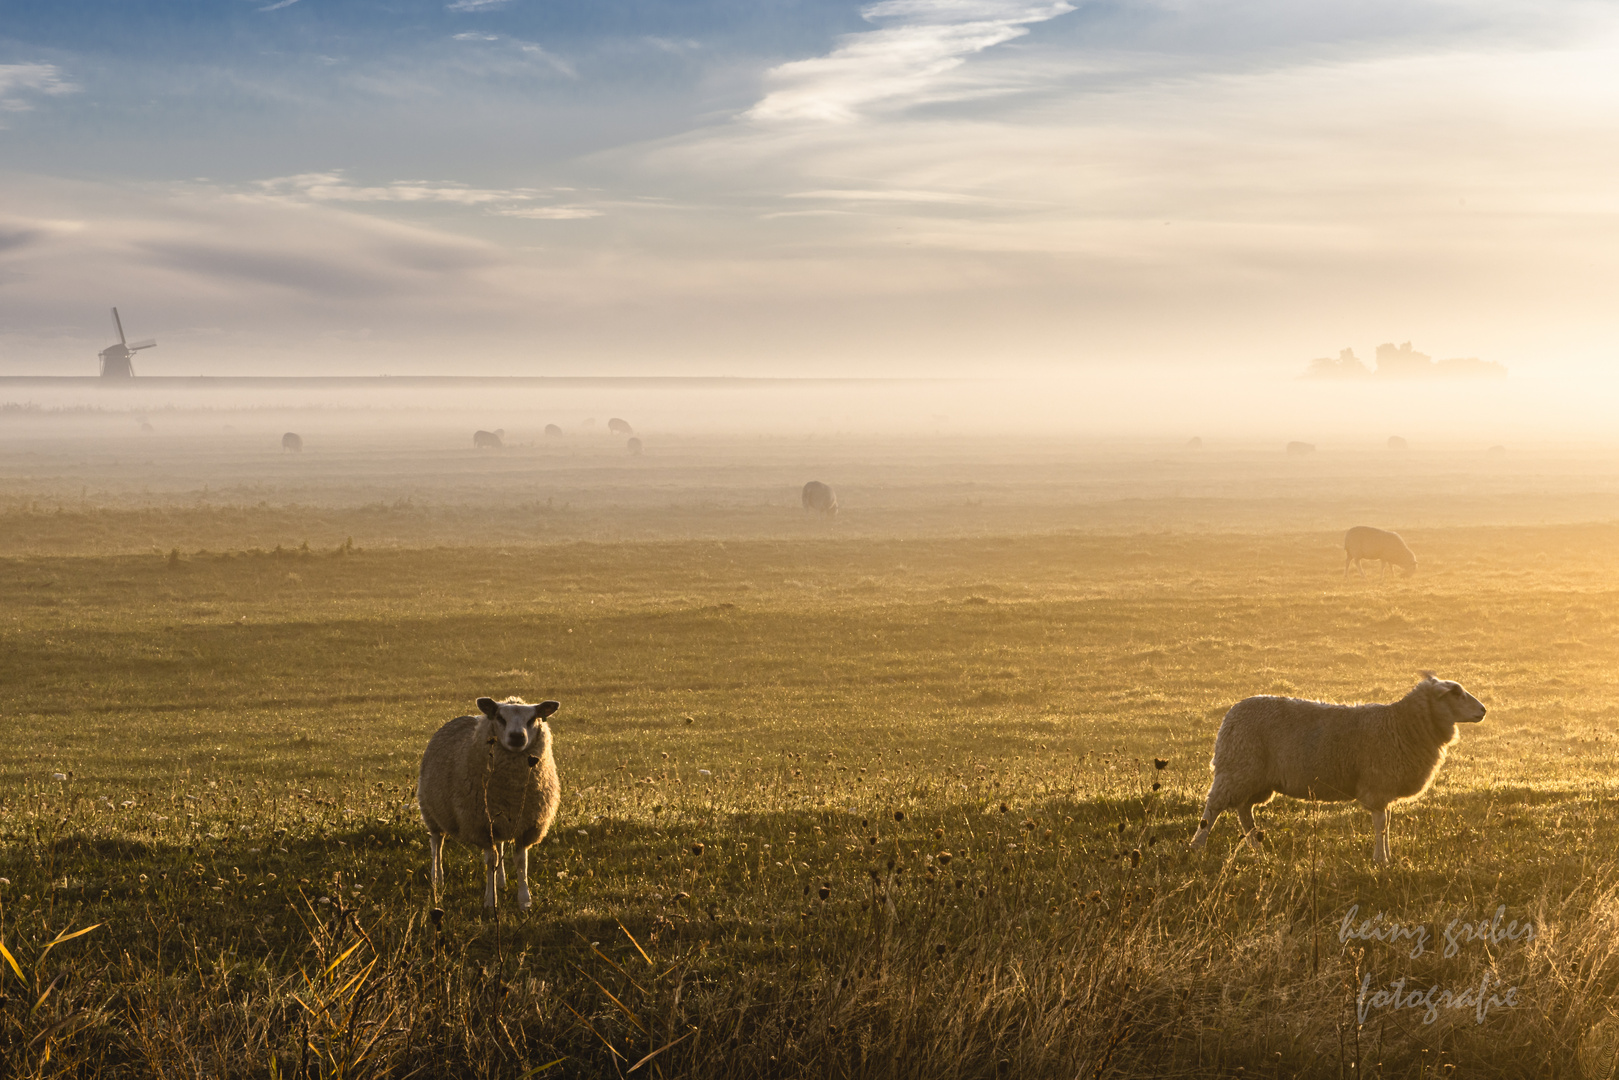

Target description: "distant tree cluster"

left=1305, top=342, right=1506, bottom=379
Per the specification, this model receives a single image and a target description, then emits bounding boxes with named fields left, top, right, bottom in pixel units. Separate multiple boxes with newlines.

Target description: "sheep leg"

left=1190, top=785, right=1234, bottom=848
left=427, top=831, right=444, bottom=899
left=483, top=846, right=501, bottom=909
left=1356, top=558, right=1367, bottom=579
left=1371, top=809, right=1389, bottom=864
left=495, top=842, right=507, bottom=892
left=513, top=845, right=531, bottom=909
left=1236, top=803, right=1264, bottom=850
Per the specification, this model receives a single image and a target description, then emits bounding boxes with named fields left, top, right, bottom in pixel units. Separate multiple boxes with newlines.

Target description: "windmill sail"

left=112, top=307, right=127, bottom=346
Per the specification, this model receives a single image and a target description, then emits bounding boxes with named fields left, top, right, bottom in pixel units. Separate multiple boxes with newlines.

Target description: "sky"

left=2, top=0, right=1617, bottom=377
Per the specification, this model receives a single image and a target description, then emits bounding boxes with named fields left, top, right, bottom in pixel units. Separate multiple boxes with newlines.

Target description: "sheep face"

left=477, top=697, right=560, bottom=753
left=1421, top=676, right=1485, bottom=725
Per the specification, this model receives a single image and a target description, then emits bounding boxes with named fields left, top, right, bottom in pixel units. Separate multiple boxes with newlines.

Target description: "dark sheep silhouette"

left=802, top=480, right=838, bottom=516
left=607, top=418, right=634, bottom=436
left=282, top=432, right=303, bottom=453
left=474, top=430, right=504, bottom=450
left=544, top=424, right=563, bottom=437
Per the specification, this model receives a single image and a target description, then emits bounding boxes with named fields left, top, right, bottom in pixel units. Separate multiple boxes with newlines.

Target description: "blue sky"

left=2, top=0, right=1617, bottom=375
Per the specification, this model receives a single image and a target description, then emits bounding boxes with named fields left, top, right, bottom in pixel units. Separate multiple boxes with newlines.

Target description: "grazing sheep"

left=607, top=418, right=634, bottom=436
left=802, top=480, right=838, bottom=516
left=473, top=430, right=504, bottom=450
left=1387, top=436, right=1409, bottom=450
left=1344, top=525, right=1416, bottom=578
left=282, top=432, right=303, bottom=453
left=627, top=437, right=643, bottom=456
left=1189, top=674, right=1485, bottom=863
left=544, top=424, right=563, bottom=437
left=1186, top=436, right=1203, bottom=449
left=418, top=696, right=563, bottom=909
left=1286, top=441, right=1316, bottom=457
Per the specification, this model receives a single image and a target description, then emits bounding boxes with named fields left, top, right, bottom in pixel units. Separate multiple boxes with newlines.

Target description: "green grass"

left=5, top=526, right=1619, bottom=1077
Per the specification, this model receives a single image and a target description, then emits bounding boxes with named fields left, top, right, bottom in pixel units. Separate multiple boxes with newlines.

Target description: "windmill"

left=99, top=307, right=156, bottom=378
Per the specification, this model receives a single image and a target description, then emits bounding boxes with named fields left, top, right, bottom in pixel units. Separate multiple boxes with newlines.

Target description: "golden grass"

left=4, top=525, right=1619, bottom=1076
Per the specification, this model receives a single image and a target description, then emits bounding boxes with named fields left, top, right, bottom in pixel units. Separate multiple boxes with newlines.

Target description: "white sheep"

left=418, top=696, right=562, bottom=909
left=1344, top=525, right=1416, bottom=578
left=1189, top=674, right=1486, bottom=863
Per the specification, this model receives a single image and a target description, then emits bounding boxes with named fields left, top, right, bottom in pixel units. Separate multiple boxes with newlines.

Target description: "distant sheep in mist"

left=802, top=480, right=838, bottom=516
left=282, top=432, right=303, bottom=453
left=608, top=418, right=634, bottom=436
left=418, top=696, right=563, bottom=909
left=1286, top=441, right=1316, bottom=457
left=1344, top=526, right=1416, bottom=578
left=1189, top=674, right=1486, bottom=863
left=1388, top=436, right=1409, bottom=450
left=544, top=424, right=563, bottom=437
left=473, top=430, right=504, bottom=450
left=1186, top=436, right=1203, bottom=449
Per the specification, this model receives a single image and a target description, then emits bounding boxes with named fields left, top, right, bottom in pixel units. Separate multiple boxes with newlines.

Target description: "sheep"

left=802, top=480, right=837, bottom=516
left=1286, top=441, right=1316, bottom=457
left=544, top=424, right=563, bottom=437
left=608, top=418, right=634, bottom=436
left=1387, top=436, right=1408, bottom=450
left=1189, top=674, right=1485, bottom=863
left=473, top=430, right=503, bottom=450
left=282, top=432, right=303, bottom=452
left=627, top=437, right=643, bottom=456
left=1344, top=525, right=1416, bottom=578
left=417, top=696, right=563, bottom=909
left=1186, top=436, right=1203, bottom=449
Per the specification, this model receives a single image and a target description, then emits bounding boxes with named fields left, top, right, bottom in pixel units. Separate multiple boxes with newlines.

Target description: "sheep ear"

left=477, top=697, right=501, bottom=717
left=537, top=700, right=560, bottom=719
left=1418, top=670, right=1438, bottom=683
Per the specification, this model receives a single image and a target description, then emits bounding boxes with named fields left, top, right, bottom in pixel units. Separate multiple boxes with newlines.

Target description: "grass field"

left=6, top=516, right=1619, bottom=1078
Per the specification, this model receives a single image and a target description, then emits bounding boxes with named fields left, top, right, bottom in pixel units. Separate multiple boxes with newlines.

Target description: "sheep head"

left=477, top=697, right=561, bottom=753
left=1417, top=673, right=1486, bottom=725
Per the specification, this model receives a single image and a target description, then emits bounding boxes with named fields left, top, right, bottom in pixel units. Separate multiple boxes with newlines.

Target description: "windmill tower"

left=99, top=308, right=156, bottom=378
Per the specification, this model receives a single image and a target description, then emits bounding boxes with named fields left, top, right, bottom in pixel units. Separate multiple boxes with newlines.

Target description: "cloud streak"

left=748, top=0, right=1074, bottom=122
left=0, top=63, right=77, bottom=116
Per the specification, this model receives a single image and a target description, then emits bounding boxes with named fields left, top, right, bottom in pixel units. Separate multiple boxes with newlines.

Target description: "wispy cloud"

left=446, top=0, right=511, bottom=11
left=0, top=63, right=78, bottom=116
left=254, top=173, right=542, bottom=205
left=645, top=37, right=702, bottom=54
left=786, top=188, right=987, bottom=204
left=493, top=206, right=603, bottom=219
left=248, top=172, right=604, bottom=219
left=258, top=0, right=300, bottom=12
left=515, top=41, right=576, bottom=78
left=748, top=0, right=1075, bottom=122
left=448, top=30, right=577, bottom=77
